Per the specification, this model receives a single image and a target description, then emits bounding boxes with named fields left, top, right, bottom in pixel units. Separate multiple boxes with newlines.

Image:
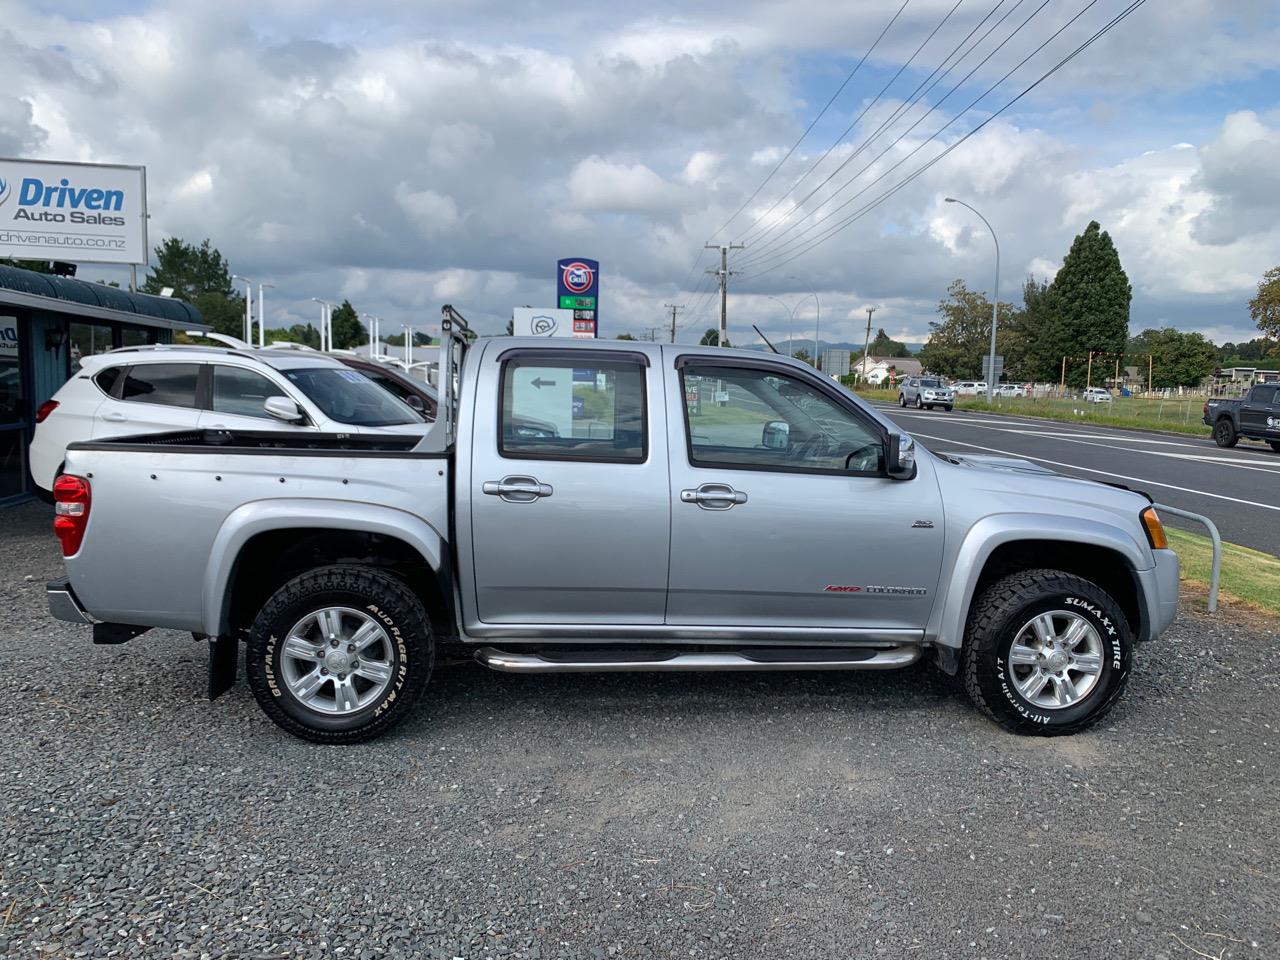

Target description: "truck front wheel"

left=1269, top=441, right=1280, bottom=453
left=245, top=565, right=433, bottom=743
left=1213, top=419, right=1238, bottom=447
left=962, top=569, right=1131, bottom=736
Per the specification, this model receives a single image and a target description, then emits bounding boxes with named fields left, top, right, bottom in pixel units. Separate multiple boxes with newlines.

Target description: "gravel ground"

left=2, top=500, right=1278, bottom=960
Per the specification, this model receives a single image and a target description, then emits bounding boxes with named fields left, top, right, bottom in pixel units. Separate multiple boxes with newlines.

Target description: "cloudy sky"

left=2, top=0, right=1278, bottom=347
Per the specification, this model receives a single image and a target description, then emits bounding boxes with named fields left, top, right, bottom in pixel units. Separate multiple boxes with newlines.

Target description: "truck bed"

left=61, top=430, right=451, bottom=634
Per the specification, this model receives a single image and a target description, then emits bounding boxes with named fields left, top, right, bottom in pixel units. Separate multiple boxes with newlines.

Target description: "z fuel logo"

left=562, top=261, right=594, bottom=294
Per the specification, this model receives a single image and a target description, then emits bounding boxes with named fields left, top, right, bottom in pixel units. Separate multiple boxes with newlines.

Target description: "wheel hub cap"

left=278, top=606, right=396, bottom=715
left=1006, top=610, right=1105, bottom=711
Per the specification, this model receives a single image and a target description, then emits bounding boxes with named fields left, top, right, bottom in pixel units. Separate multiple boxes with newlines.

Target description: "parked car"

left=898, top=377, right=954, bottom=411
left=992, top=383, right=1023, bottom=398
left=954, top=381, right=987, bottom=397
left=1083, top=387, right=1113, bottom=404
left=47, top=327, right=1179, bottom=743
left=1203, top=383, right=1280, bottom=450
left=29, top=345, right=428, bottom=496
left=337, top=355, right=438, bottom=419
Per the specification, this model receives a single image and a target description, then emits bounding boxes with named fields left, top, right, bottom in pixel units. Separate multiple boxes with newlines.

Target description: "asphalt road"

left=872, top=403, right=1280, bottom=556
left=2, top=502, right=1278, bottom=959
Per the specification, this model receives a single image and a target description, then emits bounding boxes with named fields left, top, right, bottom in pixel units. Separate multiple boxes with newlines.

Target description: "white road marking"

left=909, top=430, right=1280, bottom=514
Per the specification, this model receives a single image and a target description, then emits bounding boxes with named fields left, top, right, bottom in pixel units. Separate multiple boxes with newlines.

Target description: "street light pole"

left=232, top=275, right=253, bottom=344
left=765, top=296, right=799, bottom=358
left=311, top=298, right=335, bottom=351
left=257, top=282, right=273, bottom=348
left=945, top=197, right=1000, bottom=402
left=788, top=276, right=820, bottom=369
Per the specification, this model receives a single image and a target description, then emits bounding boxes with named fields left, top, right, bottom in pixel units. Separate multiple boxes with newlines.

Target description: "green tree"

left=140, top=237, right=245, bottom=338
left=328, top=299, right=367, bottom=349
left=615, top=333, right=638, bottom=341
left=699, top=328, right=720, bottom=347
left=867, top=328, right=911, bottom=358
left=792, top=348, right=810, bottom=364
left=1035, top=221, right=1132, bottom=387
left=1248, top=266, right=1280, bottom=340
left=918, top=280, right=1019, bottom=379
left=1128, top=328, right=1218, bottom=388
left=264, top=324, right=321, bottom=349
left=504, top=319, right=514, bottom=336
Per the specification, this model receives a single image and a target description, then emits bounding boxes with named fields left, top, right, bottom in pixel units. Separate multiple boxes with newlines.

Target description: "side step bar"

left=474, top=645, right=921, bottom=674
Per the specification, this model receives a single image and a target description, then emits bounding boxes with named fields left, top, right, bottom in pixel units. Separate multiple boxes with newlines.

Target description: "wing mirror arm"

left=885, top=432, right=917, bottom=480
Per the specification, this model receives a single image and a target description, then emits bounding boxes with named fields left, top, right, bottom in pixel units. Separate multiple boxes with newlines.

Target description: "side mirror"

left=885, top=432, right=916, bottom=480
left=761, top=420, right=790, bottom=449
left=263, top=395, right=305, bottom=424
left=404, top=394, right=425, bottom=412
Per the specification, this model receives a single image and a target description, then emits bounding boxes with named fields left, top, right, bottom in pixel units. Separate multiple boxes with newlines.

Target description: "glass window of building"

left=70, top=323, right=115, bottom=373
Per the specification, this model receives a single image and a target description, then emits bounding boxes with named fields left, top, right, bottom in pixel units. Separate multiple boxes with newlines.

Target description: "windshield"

left=283, top=368, right=421, bottom=426
left=920, top=378, right=941, bottom=388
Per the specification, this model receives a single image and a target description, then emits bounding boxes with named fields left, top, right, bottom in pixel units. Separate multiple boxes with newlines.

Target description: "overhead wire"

left=735, top=0, right=1026, bottom=250
left=736, top=0, right=1061, bottom=269
left=737, top=0, right=1148, bottom=281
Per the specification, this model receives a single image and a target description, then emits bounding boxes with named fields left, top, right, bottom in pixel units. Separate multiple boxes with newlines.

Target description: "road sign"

left=981, top=355, right=1005, bottom=382
left=557, top=258, right=599, bottom=336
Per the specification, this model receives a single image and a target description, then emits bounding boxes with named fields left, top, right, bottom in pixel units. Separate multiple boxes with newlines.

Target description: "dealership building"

left=0, top=263, right=205, bottom=505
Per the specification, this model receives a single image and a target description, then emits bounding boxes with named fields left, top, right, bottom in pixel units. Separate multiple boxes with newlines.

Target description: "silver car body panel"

left=58, top=338, right=1178, bottom=651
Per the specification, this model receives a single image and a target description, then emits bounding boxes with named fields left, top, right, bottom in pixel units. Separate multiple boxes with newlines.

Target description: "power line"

left=736, top=0, right=1025, bottom=250
left=709, top=0, right=913, bottom=242
left=737, top=0, right=1059, bottom=270
left=734, top=0, right=967, bottom=246
left=738, top=0, right=1149, bottom=281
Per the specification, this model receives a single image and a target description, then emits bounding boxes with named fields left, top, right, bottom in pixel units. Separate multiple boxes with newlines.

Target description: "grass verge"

left=1166, top=527, right=1280, bottom=617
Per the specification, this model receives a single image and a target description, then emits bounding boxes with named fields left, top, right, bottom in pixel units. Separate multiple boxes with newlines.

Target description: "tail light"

left=1140, top=506, right=1168, bottom=550
left=53, top=475, right=91, bottom=556
left=35, top=400, right=59, bottom=423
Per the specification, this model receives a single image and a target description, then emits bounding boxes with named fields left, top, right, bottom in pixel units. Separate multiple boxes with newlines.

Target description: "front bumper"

left=48, top=577, right=93, bottom=625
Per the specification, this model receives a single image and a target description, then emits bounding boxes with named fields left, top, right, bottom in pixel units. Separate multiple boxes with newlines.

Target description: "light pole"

left=232, top=275, right=253, bottom=344
left=362, top=313, right=379, bottom=355
left=257, top=282, right=273, bottom=348
left=311, top=298, right=335, bottom=351
left=765, top=296, right=800, bottom=358
left=945, top=197, right=1000, bottom=402
left=788, top=276, right=820, bottom=369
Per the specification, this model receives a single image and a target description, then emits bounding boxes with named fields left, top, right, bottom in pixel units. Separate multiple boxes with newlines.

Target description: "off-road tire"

left=915, top=396, right=924, bottom=409
left=898, top=394, right=906, bottom=407
left=1269, top=440, right=1280, bottom=453
left=245, top=565, right=433, bottom=744
left=962, top=569, right=1131, bottom=736
left=1213, top=418, right=1238, bottom=448
left=943, top=405, right=954, bottom=412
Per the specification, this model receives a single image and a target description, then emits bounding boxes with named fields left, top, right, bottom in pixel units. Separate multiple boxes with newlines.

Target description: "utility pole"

left=663, top=303, right=685, bottom=343
left=1086, top=350, right=1095, bottom=391
left=705, top=242, right=745, bottom=347
left=860, top=307, right=876, bottom=384
left=641, top=326, right=661, bottom=342
left=1060, top=356, right=1067, bottom=397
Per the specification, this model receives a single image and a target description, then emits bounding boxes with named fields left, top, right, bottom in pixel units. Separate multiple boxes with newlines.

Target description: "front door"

left=665, top=354, right=943, bottom=633
left=1240, top=385, right=1277, bottom=439
left=468, top=345, right=670, bottom=625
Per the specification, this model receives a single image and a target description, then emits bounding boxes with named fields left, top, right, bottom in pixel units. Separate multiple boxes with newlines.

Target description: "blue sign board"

left=556, top=258, right=599, bottom=336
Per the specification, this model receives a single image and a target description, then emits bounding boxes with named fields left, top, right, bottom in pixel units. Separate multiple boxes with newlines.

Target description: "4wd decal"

left=824, top=584, right=928, bottom=596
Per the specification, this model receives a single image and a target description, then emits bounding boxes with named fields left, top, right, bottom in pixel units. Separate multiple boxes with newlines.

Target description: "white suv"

left=30, top=346, right=427, bottom=495
left=1083, top=387, right=1113, bottom=404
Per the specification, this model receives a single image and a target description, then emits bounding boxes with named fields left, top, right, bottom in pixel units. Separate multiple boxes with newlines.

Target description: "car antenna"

left=752, top=325, right=780, bottom=354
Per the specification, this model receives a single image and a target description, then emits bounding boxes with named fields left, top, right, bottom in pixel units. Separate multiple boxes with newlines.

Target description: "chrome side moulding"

left=474, top=645, right=922, bottom=674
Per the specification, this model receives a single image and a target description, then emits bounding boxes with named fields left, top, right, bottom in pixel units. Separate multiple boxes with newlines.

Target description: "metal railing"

left=1153, top=503, right=1221, bottom=613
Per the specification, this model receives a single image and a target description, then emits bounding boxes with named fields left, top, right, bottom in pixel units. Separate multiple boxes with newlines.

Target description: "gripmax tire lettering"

left=961, top=568, right=1132, bottom=736
left=245, top=565, right=433, bottom=744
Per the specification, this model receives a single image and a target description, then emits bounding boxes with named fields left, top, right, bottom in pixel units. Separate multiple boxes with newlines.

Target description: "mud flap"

left=207, top=634, right=238, bottom=700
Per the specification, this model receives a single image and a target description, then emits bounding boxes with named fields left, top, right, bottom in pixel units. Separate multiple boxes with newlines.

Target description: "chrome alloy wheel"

left=279, top=607, right=396, bottom=715
left=1006, top=610, right=1105, bottom=710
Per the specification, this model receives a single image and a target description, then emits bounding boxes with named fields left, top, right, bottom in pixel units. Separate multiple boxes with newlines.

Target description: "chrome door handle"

left=680, top=482, right=748, bottom=510
left=482, top=476, right=554, bottom=503
left=102, top=412, right=128, bottom=423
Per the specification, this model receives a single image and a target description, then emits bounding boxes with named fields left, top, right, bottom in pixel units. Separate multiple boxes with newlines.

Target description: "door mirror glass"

left=263, top=395, right=305, bottom=424
left=761, top=420, right=790, bottom=449
left=885, top=432, right=916, bottom=480
left=404, top=394, right=425, bottom=412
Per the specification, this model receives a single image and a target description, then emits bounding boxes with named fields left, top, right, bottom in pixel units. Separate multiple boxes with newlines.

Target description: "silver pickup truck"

left=47, top=309, right=1180, bottom=743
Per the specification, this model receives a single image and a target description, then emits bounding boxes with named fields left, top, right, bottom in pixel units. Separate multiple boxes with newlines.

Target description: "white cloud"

left=567, top=156, right=687, bottom=217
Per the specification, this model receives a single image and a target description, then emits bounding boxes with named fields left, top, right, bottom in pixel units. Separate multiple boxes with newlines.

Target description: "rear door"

left=665, top=353, right=943, bottom=633
left=94, top=362, right=204, bottom=438
left=466, top=345, right=670, bottom=625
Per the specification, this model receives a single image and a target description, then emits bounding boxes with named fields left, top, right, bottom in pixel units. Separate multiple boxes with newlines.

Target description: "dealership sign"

left=556, top=258, right=598, bottom=334
left=0, top=158, right=148, bottom=265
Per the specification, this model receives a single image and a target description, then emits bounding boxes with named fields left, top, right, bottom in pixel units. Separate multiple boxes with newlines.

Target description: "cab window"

left=499, top=355, right=647, bottom=463
left=681, top=362, right=883, bottom=474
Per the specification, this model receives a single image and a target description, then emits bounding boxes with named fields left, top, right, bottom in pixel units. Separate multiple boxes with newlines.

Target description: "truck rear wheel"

left=245, top=565, right=433, bottom=743
left=1213, top=419, right=1238, bottom=447
left=1269, top=441, right=1280, bottom=453
left=962, top=569, right=1131, bottom=736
